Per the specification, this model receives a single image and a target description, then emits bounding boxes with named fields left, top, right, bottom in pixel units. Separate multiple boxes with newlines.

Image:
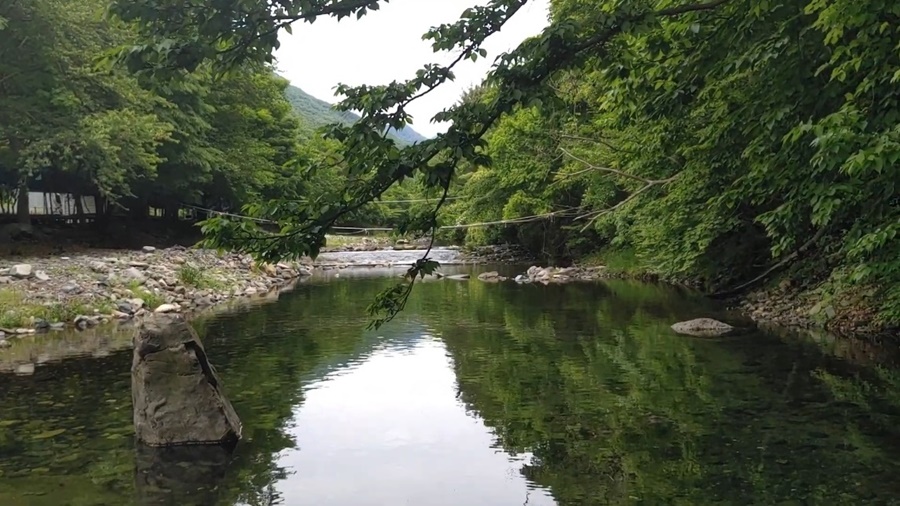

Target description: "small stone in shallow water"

left=49, top=323, right=65, bottom=330
left=74, top=315, right=97, bottom=330
left=0, top=339, right=9, bottom=348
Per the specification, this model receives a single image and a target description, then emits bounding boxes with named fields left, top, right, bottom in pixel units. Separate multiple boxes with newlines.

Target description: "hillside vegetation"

left=284, top=84, right=428, bottom=146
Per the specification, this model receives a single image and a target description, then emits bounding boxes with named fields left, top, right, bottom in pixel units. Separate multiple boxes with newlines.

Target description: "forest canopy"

left=2, top=0, right=898, bottom=328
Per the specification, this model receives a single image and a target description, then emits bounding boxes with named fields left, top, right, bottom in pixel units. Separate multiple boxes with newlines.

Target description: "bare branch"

left=575, top=174, right=679, bottom=232
left=559, top=148, right=657, bottom=183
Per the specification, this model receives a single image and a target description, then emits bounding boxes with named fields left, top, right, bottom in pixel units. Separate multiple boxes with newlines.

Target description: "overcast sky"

left=273, top=0, right=550, bottom=138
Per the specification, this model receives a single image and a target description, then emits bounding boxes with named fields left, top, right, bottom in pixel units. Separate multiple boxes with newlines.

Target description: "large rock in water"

left=132, top=315, right=242, bottom=446
left=671, top=318, right=735, bottom=337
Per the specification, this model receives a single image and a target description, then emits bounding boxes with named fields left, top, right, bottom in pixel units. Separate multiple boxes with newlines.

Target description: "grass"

left=125, top=280, right=166, bottom=310
left=0, top=289, right=110, bottom=328
left=176, top=264, right=223, bottom=290
left=580, top=247, right=647, bottom=275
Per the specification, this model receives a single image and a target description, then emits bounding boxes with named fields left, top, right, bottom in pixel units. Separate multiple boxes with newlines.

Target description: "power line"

left=179, top=202, right=572, bottom=232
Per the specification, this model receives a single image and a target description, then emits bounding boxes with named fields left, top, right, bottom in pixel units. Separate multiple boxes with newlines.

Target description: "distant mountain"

left=284, top=84, right=429, bottom=147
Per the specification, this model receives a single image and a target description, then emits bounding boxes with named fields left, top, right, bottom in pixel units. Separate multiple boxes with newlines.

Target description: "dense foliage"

left=4, top=0, right=898, bottom=327
left=112, top=0, right=900, bottom=327
left=0, top=0, right=424, bottom=233
left=440, top=0, right=900, bottom=326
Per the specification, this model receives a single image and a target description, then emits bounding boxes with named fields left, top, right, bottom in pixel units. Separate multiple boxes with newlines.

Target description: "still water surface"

left=2, top=267, right=900, bottom=505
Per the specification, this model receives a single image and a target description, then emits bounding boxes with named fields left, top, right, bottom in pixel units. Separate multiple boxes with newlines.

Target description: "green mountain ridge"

left=284, top=83, right=428, bottom=146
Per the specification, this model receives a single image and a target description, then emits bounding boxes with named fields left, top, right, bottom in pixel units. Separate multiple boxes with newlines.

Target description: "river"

left=2, top=264, right=900, bottom=505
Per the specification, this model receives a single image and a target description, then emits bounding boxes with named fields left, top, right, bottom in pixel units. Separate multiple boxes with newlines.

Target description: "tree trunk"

left=16, top=178, right=30, bottom=229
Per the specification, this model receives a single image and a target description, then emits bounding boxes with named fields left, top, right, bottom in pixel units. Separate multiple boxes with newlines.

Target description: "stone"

left=154, top=303, right=181, bottom=314
left=33, top=319, right=49, bottom=331
left=0, top=339, right=10, bottom=349
left=446, top=274, right=471, bottom=281
left=142, top=246, right=157, bottom=253
left=74, top=315, right=98, bottom=330
left=243, top=287, right=258, bottom=296
left=113, top=310, right=132, bottom=320
left=514, top=274, right=529, bottom=283
left=125, top=267, right=147, bottom=284
left=61, top=283, right=81, bottom=294
left=128, top=298, right=146, bottom=309
left=34, top=270, right=50, bottom=282
left=129, top=261, right=150, bottom=268
left=131, top=316, right=242, bottom=446
left=118, top=301, right=136, bottom=314
left=671, top=318, right=736, bottom=337
left=10, top=264, right=33, bottom=278
left=478, top=271, right=500, bottom=280
left=90, top=261, right=108, bottom=273
left=0, top=276, right=10, bottom=284
left=49, top=322, right=65, bottom=330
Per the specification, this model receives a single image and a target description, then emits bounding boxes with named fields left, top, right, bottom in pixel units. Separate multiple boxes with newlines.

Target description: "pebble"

left=0, top=340, right=10, bottom=349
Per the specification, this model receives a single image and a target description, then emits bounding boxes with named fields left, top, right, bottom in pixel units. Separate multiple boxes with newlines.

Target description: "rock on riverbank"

left=0, top=246, right=313, bottom=334
left=513, top=265, right=610, bottom=284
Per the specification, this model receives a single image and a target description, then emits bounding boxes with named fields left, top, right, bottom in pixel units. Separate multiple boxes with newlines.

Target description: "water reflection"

left=1, top=273, right=900, bottom=505
left=275, top=337, right=554, bottom=506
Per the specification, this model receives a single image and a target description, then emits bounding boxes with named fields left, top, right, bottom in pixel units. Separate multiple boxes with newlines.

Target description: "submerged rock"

left=477, top=271, right=507, bottom=282
left=132, top=315, right=242, bottom=446
left=134, top=444, right=232, bottom=506
left=671, top=318, right=735, bottom=337
left=446, top=274, right=471, bottom=281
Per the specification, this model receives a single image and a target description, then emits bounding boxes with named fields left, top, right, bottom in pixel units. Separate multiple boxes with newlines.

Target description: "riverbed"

left=2, top=264, right=900, bottom=505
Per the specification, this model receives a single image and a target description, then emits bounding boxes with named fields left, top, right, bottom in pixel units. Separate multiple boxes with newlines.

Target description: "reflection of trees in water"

left=429, top=281, right=900, bottom=505
left=3, top=276, right=900, bottom=505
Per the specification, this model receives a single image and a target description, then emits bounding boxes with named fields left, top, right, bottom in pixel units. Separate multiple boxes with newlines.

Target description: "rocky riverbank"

left=738, top=281, right=891, bottom=337
left=483, top=263, right=892, bottom=338
left=0, top=246, right=313, bottom=346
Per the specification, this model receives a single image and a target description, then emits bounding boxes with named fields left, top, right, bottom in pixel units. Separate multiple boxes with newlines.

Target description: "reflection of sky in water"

left=274, top=336, right=556, bottom=506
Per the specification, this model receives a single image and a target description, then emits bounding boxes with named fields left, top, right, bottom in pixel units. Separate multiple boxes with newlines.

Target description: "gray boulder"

left=131, top=316, right=242, bottom=446
left=671, top=318, right=735, bottom=337
left=10, top=264, right=32, bottom=278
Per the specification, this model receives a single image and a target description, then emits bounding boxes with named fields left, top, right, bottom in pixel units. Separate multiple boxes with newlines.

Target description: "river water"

left=2, top=265, right=900, bottom=505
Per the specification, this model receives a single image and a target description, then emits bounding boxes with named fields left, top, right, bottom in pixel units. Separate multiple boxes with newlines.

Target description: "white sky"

left=273, top=0, right=551, bottom=138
